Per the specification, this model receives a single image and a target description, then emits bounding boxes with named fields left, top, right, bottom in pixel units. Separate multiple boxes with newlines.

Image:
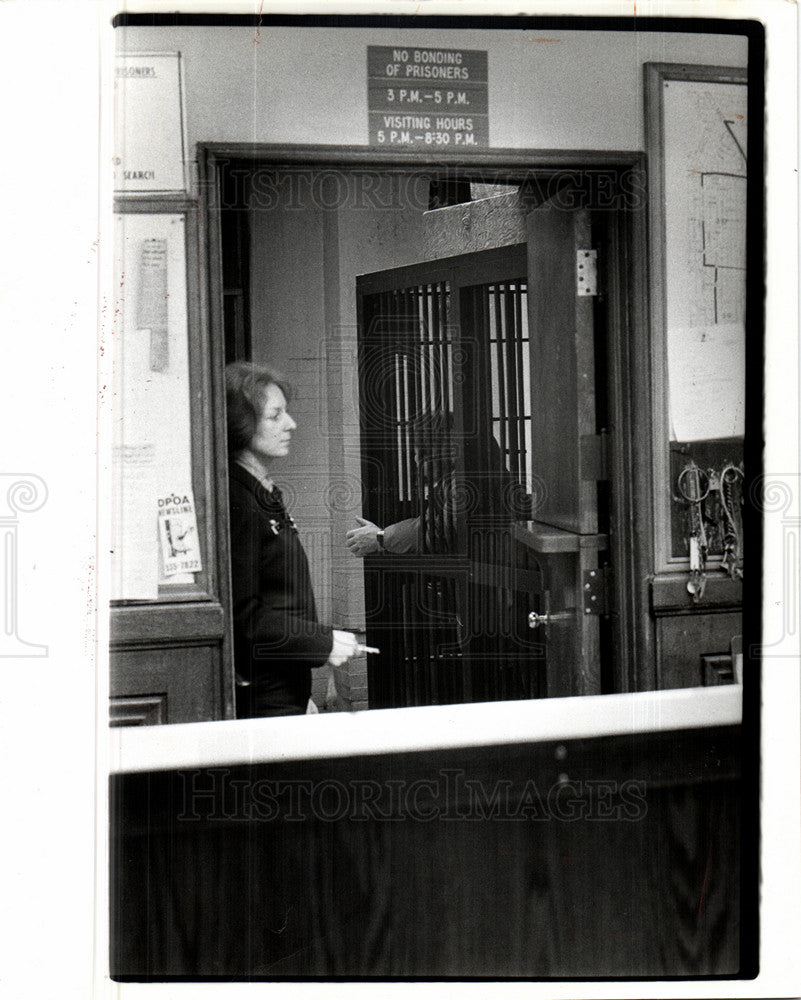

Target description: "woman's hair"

left=225, top=361, right=292, bottom=455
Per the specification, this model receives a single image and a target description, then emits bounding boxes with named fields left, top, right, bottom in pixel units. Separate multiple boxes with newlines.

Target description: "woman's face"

left=248, top=383, right=297, bottom=464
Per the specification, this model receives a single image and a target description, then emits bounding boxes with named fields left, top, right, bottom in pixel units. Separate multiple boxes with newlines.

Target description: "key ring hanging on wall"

left=674, top=459, right=744, bottom=602
left=675, top=461, right=709, bottom=602
left=676, top=464, right=710, bottom=504
left=719, top=464, right=744, bottom=518
left=719, top=463, right=744, bottom=580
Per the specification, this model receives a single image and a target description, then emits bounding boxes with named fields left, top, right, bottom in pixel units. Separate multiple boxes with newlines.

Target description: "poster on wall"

left=157, top=489, right=202, bottom=576
left=111, top=213, right=197, bottom=599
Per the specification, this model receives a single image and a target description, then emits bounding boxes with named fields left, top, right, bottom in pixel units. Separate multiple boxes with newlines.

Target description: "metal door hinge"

left=576, top=249, right=598, bottom=296
left=583, top=566, right=611, bottom=615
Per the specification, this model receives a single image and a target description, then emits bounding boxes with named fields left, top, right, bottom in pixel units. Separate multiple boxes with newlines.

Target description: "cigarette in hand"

left=356, top=644, right=380, bottom=655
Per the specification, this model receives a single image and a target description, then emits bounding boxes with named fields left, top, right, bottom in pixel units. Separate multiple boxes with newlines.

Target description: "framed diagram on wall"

left=645, top=63, right=748, bottom=571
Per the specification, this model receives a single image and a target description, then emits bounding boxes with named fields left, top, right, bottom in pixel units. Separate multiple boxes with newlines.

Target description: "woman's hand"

left=327, top=628, right=359, bottom=667
left=325, top=671, right=340, bottom=712
left=346, top=517, right=382, bottom=557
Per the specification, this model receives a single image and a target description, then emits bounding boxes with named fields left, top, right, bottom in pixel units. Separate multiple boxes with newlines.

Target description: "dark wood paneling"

left=702, top=653, right=735, bottom=686
left=198, top=149, right=238, bottom=721
left=202, top=145, right=645, bottom=172
left=111, top=602, right=225, bottom=645
left=111, top=725, right=742, bottom=978
left=652, top=574, right=743, bottom=611
left=602, top=188, right=653, bottom=693
left=526, top=202, right=596, bottom=535
left=656, top=611, right=742, bottom=690
left=541, top=547, right=603, bottom=698
left=110, top=644, right=222, bottom=725
left=110, top=695, right=167, bottom=727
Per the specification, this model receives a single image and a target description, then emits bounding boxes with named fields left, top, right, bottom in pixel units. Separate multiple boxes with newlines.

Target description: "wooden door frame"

left=198, top=144, right=652, bottom=696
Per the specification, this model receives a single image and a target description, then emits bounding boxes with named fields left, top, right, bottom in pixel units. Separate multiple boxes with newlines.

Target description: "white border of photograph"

left=0, top=1, right=796, bottom=998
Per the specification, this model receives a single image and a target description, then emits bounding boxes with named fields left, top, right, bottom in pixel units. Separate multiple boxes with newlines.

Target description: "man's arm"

left=346, top=516, right=420, bottom=557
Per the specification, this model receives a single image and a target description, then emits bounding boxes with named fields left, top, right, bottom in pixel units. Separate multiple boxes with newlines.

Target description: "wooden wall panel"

left=656, top=611, right=742, bottom=690
left=111, top=725, right=743, bottom=978
left=110, top=644, right=222, bottom=725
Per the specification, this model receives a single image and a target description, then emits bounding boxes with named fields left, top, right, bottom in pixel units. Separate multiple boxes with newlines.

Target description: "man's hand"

left=346, top=516, right=382, bottom=558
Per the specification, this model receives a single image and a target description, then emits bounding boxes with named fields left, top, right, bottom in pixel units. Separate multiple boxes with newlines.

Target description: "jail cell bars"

left=360, top=280, right=458, bottom=546
left=487, top=282, right=534, bottom=498
left=358, top=248, right=545, bottom=708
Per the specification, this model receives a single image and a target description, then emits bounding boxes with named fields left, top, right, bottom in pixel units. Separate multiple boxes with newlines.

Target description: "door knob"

left=527, top=610, right=573, bottom=629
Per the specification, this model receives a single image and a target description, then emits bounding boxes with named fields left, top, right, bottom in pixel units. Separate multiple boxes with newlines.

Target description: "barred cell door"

left=357, top=218, right=610, bottom=708
left=357, top=246, right=539, bottom=707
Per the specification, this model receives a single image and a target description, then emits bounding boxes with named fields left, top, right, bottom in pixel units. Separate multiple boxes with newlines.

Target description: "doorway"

left=210, top=153, right=649, bottom=708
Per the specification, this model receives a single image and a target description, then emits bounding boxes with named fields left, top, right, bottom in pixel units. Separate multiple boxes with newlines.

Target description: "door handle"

left=527, top=610, right=573, bottom=629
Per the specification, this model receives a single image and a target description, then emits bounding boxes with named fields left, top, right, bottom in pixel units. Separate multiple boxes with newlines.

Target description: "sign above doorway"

left=367, top=45, right=489, bottom=149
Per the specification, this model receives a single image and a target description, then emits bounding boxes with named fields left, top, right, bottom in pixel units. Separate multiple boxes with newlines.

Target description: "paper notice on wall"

left=114, top=53, right=186, bottom=192
left=157, top=490, right=203, bottom=576
left=111, top=442, right=159, bottom=600
left=667, top=324, right=745, bottom=442
left=138, top=238, right=169, bottom=372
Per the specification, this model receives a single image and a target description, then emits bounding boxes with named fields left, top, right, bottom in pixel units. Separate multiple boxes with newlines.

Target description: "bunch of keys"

left=719, top=464, right=744, bottom=580
left=676, top=463, right=708, bottom=603
left=687, top=534, right=707, bottom=601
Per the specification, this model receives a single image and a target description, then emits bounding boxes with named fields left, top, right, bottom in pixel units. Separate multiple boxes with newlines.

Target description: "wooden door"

left=523, top=198, right=609, bottom=696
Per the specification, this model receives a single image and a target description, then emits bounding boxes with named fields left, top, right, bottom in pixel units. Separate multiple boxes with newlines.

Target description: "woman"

left=226, top=361, right=358, bottom=717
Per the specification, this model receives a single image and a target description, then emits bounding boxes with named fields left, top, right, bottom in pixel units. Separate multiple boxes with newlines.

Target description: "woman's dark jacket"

left=228, top=463, right=332, bottom=716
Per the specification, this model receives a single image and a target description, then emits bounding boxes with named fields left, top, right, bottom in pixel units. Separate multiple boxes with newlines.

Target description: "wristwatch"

left=376, top=529, right=386, bottom=550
